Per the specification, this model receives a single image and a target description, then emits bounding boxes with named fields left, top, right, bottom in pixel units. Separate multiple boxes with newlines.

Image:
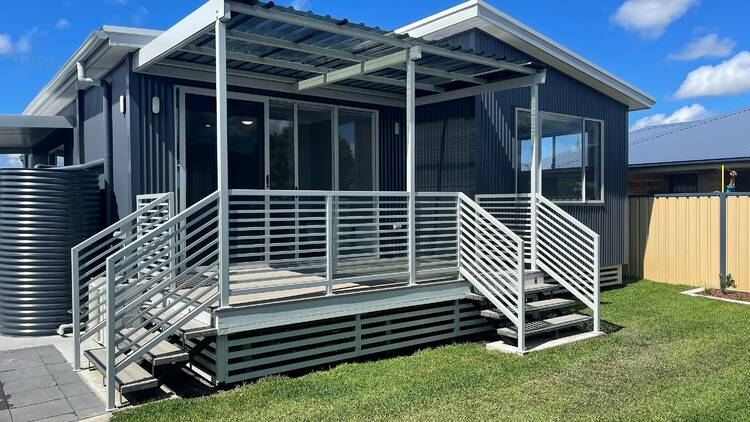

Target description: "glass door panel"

left=297, top=106, right=332, bottom=190
left=184, top=93, right=265, bottom=206
left=269, top=102, right=295, bottom=190
left=338, top=109, right=374, bottom=191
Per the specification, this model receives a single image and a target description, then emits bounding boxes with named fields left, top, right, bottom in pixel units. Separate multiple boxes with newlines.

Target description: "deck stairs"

left=461, top=193, right=602, bottom=353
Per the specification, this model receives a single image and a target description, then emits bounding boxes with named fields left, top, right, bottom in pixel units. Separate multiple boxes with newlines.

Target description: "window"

left=338, top=109, right=374, bottom=191
left=517, top=110, right=603, bottom=203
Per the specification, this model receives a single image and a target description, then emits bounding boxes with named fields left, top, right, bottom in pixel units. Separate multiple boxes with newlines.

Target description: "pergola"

left=134, top=0, right=547, bottom=307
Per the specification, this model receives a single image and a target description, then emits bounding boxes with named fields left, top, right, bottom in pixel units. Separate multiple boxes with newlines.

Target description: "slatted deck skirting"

left=191, top=299, right=493, bottom=385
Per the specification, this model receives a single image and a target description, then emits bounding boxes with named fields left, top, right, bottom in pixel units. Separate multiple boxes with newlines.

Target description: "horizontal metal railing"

left=106, top=191, right=221, bottom=372
left=457, top=193, right=525, bottom=342
left=535, top=194, right=600, bottom=332
left=224, top=189, right=461, bottom=299
left=475, top=193, right=532, bottom=262
left=71, top=192, right=173, bottom=371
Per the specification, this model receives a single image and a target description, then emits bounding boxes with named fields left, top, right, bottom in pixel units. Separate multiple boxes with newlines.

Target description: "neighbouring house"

left=0, top=0, right=654, bottom=410
left=629, top=107, right=750, bottom=195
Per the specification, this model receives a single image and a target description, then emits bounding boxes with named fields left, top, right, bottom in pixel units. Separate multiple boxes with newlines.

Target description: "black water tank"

left=0, top=168, right=101, bottom=336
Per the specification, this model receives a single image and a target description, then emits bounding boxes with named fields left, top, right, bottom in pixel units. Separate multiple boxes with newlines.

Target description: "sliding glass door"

left=183, top=93, right=265, bottom=207
left=179, top=89, right=378, bottom=209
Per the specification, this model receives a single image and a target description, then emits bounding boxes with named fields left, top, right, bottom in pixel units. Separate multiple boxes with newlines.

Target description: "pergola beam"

left=298, top=49, right=410, bottom=91
left=181, top=44, right=444, bottom=92
left=415, top=70, right=546, bottom=106
left=224, top=29, right=486, bottom=84
left=228, top=1, right=536, bottom=75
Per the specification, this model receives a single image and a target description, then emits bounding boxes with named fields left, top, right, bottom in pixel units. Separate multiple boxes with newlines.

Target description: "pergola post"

left=529, top=83, right=541, bottom=270
left=406, top=46, right=421, bottom=287
left=215, top=15, right=230, bottom=309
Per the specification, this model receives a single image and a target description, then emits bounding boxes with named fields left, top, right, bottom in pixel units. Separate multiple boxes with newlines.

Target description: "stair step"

left=526, top=298, right=577, bottom=312
left=524, top=282, right=559, bottom=294
left=117, top=328, right=189, bottom=367
left=83, top=348, right=159, bottom=395
left=497, top=313, right=592, bottom=339
left=523, top=270, right=545, bottom=281
left=464, top=292, right=485, bottom=302
left=144, top=308, right=216, bottom=340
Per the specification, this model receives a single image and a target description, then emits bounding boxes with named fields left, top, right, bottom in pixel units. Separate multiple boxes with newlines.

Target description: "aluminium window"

left=516, top=109, right=603, bottom=203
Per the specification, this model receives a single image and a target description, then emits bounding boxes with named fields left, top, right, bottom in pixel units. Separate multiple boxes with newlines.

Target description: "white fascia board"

left=135, top=0, right=227, bottom=71
left=396, top=0, right=655, bottom=111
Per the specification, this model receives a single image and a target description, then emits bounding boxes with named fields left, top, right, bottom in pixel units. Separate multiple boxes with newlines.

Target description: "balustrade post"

left=326, top=195, right=335, bottom=295
left=517, top=240, right=526, bottom=354
left=593, top=234, right=601, bottom=333
left=71, top=249, right=81, bottom=371
left=105, top=259, right=116, bottom=411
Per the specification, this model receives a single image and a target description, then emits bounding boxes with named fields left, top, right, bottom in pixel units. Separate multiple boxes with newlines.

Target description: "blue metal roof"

left=629, top=108, right=750, bottom=167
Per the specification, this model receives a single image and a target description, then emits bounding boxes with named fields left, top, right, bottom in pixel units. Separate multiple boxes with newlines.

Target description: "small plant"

left=719, top=273, right=736, bottom=293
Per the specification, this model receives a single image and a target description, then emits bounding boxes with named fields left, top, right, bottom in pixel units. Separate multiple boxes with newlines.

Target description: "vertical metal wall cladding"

left=0, top=169, right=101, bottom=336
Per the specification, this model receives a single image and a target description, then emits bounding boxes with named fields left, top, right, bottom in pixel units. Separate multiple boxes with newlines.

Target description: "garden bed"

left=682, top=287, right=750, bottom=305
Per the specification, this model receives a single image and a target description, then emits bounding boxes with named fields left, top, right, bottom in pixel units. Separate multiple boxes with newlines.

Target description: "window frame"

left=514, top=108, right=605, bottom=205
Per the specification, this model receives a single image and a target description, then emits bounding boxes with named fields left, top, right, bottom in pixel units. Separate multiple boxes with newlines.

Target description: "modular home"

left=1, top=0, right=653, bottom=410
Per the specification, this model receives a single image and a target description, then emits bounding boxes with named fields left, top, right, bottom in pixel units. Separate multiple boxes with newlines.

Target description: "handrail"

left=456, top=194, right=526, bottom=351
left=103, top=190, right=221, bottom=410
left=534, top=193, right=600, bottom=333
left=71, top=192, right=173, bottom=371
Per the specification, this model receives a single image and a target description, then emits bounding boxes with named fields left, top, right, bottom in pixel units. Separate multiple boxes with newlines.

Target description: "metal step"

left=143, top=308, right=217, bottom=340
left=83, top=348, right=159, bottom=395
left=480, top=297, right=576, bottom=320
left=526, top=298, right=576, bottom=312
left=523, top=270, right=545, bottom=282
left=466, top=282, right=560, bottom=304
left=117, top=328, right=189, bottom=367
left=497, top=314, right=592, bottom=339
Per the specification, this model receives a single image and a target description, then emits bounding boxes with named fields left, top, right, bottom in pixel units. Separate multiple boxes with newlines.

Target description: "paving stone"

left=0, top=356, right=45, bottom=372
left=75, top=405, right=106, bottom=419
left=9, top=398, right=74, bottom=422
left=0, top=365, right=50, bottom=383
left=0, top=348, right=39, bottom=360
left=2, top=374, right=56, bottom=394
left=45, top=362, right=72, bottom=374
left=50, top=370, right=83, bottom=386
left=59, top=381, right=93, bottom=398
left=0, top=409, right=10, bottom=422
left=68, top=392, right=104, bottom=413
left=6, top=386, right=64, bottom=409
left=40, top=353, right=67, bottom=365
left=34, top=346, right=59, bottom=357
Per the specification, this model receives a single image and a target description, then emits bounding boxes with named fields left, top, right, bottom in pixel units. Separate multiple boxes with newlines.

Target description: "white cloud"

left=289, top=0, right=310, bottom=11
left=675, top=51, right=750, bottom=98
left=613, top=0, right=698, bottom=39
left=631, top=104, right=711, bottom=130
left=0, top=28, right=37, bottom=56
left=668, top=33, right=736, bottom=61
left=56, top=19, right=71, bottom=30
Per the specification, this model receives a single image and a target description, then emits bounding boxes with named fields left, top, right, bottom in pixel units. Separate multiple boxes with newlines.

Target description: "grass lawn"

left=113, top=281, right=750, bottom=421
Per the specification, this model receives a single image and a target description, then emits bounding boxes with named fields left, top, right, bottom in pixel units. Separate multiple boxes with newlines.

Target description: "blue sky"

left=1, top=0, right=750, bottom=166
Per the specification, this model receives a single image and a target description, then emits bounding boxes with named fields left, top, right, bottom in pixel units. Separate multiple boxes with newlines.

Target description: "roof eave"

left=23, top=27, right=159, bottom=116
left=396, top=0, right=655, bottom=111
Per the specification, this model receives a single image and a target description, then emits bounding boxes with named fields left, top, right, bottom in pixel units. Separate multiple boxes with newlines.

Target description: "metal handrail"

left=71, top=192, right=173, bottom=371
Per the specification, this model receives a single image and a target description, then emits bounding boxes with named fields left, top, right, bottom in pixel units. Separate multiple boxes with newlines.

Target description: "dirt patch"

left=700, top=289, right=750, bottom=303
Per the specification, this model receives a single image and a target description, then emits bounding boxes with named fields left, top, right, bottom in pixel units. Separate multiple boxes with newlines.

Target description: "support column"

left=406, top=46, right=421, bottom=287
left=529, top=83, right=541, bottom=270
left=215, top=16, right=230, bottom=309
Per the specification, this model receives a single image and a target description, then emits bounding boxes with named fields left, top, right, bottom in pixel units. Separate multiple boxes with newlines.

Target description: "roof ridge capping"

left=396, top=0, right=655, bottom=111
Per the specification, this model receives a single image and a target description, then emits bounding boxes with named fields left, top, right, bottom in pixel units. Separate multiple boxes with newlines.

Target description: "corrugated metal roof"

left=160, top=0, right=538, bottom=97
left=629, top=108, right=750, bottom=167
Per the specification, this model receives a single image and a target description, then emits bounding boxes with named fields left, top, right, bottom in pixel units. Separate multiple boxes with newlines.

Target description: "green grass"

left=113, top=281, right=750, bottom=421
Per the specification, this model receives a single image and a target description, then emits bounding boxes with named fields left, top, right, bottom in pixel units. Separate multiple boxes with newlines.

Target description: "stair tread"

left=118, top=328, right=189, bottom=365
left=144, top=308, right=216, bottom=339
left=525, top=298, right=576, bottom=311
left=83, top=348, right=159, bottom=394
left=524, top=282, right=559, bottom=294
left=497, top=313, right=592, bottom=338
